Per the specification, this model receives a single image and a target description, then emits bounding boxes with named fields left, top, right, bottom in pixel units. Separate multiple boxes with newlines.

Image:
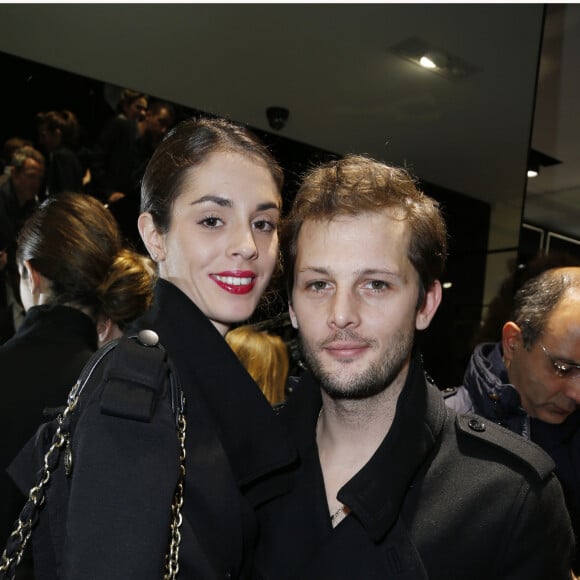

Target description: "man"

left=254, top=155, right=574, bottom=579
left=0, top=145, right=45, bottom=343
left=445, top=266, right=580, bottom=574
left=107, top=100, right=176, bottom=246
left=0, top=145, right=45, bottom=244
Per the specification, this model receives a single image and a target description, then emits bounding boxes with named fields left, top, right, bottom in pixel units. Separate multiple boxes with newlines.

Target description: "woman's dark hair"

left=141, top=116, right=284, bottom=232
left=16, top=192, right=123, bottom=317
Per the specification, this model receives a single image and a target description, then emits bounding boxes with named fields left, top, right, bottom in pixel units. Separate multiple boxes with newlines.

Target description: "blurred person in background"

left=226, top=324, right=290, bottom=405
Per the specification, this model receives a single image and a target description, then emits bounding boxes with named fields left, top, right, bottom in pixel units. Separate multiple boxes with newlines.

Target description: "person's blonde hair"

left=226, top=325, right=289, bottom=405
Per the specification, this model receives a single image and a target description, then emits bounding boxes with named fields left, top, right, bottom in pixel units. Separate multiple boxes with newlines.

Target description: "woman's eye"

left=199, top=216, right=223, bottom=228
left=253, top=219, right=277, bottom=232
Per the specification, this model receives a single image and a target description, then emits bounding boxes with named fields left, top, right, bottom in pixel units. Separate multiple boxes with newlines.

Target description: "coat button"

left=137, top=329, right=159, bottom=346
left=468, top=418, right=486, bottom=432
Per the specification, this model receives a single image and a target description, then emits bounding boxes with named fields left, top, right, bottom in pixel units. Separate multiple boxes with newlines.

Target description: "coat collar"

left=464, top=342, right=529, bottom=434
left=137, top=279, right=297, bottom=491
left=14, top=304, right=97, bottom=349
left=285, top=351, right=446, bottom=542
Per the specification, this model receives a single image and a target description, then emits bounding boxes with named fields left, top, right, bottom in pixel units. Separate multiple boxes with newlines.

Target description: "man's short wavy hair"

left=281, top=154, right=448, bottom=308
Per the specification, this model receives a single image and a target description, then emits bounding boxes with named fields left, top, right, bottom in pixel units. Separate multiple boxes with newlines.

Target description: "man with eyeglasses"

left=445, top=266, right=580, bottom=575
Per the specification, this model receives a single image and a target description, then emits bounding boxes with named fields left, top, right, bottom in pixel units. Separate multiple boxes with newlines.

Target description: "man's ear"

left=502, top=322, right=522, bottom=367
left=289, top=303, right=299, bottom=329
left=138, top=212, right=165, bottom=262
left=415, top=280, right=442, bottom=331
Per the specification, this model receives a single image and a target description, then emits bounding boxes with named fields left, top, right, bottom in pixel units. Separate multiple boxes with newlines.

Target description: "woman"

left=36, top=110, right=85, bottom=196
left=10, top=117, right=297, bottom=579
left=0, top=192, right=123, bottom=569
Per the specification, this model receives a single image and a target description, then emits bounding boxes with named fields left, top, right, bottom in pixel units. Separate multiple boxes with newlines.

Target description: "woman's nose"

left=230, top=226, right=258, bottom=260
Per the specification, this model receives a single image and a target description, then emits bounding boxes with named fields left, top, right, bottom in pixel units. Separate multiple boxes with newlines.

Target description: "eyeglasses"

left=539, top=342, right=580, bottom=379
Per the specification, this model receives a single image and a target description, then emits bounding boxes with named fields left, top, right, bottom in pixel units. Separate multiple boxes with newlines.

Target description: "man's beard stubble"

left=299, top=325, right=415, bottom=401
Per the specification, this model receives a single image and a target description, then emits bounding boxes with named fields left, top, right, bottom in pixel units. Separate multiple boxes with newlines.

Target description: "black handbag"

left=0, top=330, right=186, bottom=580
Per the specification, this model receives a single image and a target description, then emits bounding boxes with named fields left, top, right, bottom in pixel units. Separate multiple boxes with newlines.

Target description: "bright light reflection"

left=442, top=282, right=453, bottom=289
left=527, top=169, right=538, bottom=178
left=419, top=56, right=437, bottom=69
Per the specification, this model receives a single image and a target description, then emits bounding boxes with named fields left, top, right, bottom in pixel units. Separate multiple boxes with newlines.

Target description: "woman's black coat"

left=9, top=280, right=297, bottom=579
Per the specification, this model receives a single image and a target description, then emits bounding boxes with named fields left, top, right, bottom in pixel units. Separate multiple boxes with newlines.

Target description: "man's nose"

left=328, top=289, right=360, bottom=330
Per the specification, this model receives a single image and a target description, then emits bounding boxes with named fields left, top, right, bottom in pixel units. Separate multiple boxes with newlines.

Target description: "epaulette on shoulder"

left=455, top=414, right=555, bottom=481
left=99, top=330, right=170, bottom=423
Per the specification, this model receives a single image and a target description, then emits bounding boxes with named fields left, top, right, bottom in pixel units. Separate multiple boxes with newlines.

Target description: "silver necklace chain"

left=318, top=406, right=351, bottom=527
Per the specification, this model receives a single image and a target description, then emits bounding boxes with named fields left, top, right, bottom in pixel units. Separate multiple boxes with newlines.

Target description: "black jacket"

left=254, top=353, right=574, bottom=580
left=9, top=280, right=297, bottom=579
left=0, top=305, right=97, bottom=545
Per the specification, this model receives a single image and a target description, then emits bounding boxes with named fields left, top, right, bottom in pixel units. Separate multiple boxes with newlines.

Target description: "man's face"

left=289, top=211, right=441, bottom=400
left=505, top=288, right=580, bottom=423
left=11, top=158, right=45, bottom=203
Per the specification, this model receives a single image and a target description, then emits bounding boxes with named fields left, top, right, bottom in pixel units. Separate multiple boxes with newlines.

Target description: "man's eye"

left=308, top=281, right=328, bottom=291
left=366, top=280, right=387, bottom=291
left=555, top=362, right=580, bottom=378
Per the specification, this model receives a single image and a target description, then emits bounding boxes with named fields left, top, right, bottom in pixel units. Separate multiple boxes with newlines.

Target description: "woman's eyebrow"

left=191, top=195, right=232, bottom=208
left=257, top=202, right=280, bottom=211
left=190, top=197, right=279, bottom=211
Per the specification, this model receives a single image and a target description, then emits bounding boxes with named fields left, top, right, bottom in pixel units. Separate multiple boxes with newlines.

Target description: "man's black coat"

left=254, top=354, right=574, bottom=580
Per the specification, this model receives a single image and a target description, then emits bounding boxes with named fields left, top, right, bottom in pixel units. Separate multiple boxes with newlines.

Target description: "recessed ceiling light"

left=527, top=148, right=561, bottom=179
left=390, top=38, right=480, bottom=80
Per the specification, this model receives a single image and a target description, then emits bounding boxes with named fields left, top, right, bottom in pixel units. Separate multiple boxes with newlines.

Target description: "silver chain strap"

left=0, top=388, right=80, bottom=579
left=1, top=386, right=187, bottom=580
left=164, top=408, right=187, bottom=579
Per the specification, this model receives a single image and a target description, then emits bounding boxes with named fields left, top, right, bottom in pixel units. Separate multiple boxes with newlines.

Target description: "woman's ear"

left=138, top=212, right=166, bottom=263
left=96, top=315, right=119, bottom=348
left=22, top=260, right=42, bottom=296
left=19, top=260, right=51, bottom=308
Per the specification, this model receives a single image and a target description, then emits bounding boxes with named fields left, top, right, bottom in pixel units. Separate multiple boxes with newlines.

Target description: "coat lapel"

left=139, top=280, right=297, bottom=494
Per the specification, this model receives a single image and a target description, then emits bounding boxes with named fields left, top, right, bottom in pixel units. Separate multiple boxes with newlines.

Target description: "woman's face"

left=147, top=150, right=281, bottom=336
left=124, top=97, right=148, bottom=121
